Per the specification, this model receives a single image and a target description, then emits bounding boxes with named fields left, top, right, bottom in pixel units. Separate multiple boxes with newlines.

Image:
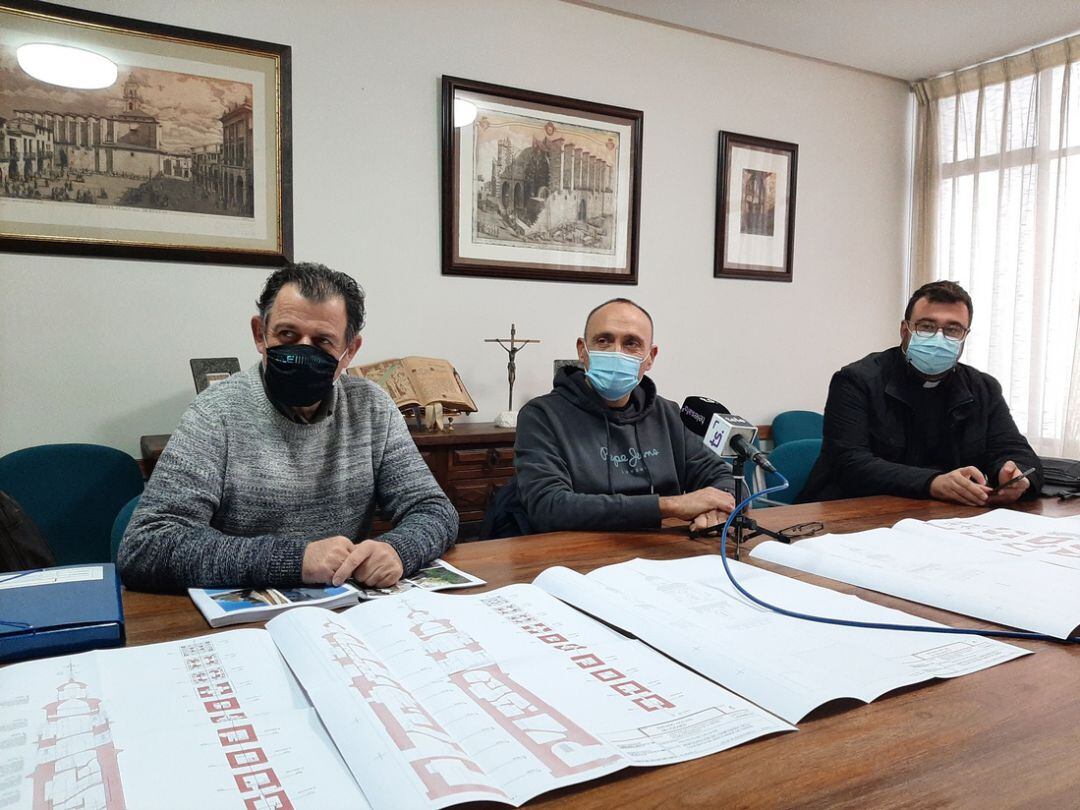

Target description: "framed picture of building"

left=0, top=1, right=292, bottom=265
left=714, top=131, right=797, bottom=282
left=441, top=76, right=642, bottom=285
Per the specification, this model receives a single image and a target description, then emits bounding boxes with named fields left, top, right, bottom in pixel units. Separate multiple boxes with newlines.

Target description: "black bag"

left=1039, top=457, right=1080, bottom=498
left=0, top=490, right=56, bottom=573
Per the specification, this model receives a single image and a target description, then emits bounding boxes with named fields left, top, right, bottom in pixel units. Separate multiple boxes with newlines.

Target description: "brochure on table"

left=750, top=510, right=1080, bottom=638
left=533, top=556, right=1028, bottom=723
left=189, top=559, right=487, bottom=627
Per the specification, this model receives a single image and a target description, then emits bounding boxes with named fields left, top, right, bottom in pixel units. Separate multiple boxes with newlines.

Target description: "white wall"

left=0, top=0, right=912, bottom=458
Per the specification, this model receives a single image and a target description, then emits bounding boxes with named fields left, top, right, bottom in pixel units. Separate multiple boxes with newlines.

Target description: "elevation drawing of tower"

left=32, top=669, right=127, bottom=810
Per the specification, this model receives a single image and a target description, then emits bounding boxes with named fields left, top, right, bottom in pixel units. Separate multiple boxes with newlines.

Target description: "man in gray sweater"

left=118, top=262, right=458, bottom=593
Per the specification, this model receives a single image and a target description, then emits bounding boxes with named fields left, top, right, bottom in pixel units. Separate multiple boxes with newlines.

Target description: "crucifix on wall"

left=484, top=323, right=540, bottom=426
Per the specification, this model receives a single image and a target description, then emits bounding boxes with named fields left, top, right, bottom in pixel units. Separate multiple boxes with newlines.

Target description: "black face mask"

left=263, top=344, right=342, bottom=408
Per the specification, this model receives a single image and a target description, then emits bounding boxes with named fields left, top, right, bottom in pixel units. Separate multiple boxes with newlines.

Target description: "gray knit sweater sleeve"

left=117, top=367, right=458, bottom=593
left=117, top=398, right=305, bottom=592
left=370, top=407, right=460, bottom=574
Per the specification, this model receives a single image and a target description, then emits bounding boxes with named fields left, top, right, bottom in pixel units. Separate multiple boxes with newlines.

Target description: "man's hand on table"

left=689, top=508, right=734, bottom=534
left=302, top=536, right=404, bottom=588
left=929, top=466, right=991, bottom=506
left=929, top=460, right=1031, bottom=507
left=660, top=487, right=736, bottom=523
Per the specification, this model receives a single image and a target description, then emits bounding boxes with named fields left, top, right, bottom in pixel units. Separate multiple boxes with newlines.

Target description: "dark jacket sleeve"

left=980, top=375, right=1043, bottom=497
left=821, top=368, right=941, bottom=499
left=514, top=404, right=661, bottom=533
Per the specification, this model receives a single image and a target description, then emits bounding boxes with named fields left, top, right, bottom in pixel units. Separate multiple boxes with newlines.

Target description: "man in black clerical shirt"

left=800, top=280, right=1042, bottom=505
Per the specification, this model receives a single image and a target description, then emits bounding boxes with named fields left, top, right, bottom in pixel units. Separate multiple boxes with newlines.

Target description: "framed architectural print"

left=441, top=75, right=642, bottom=285
left=0, top=1, right=292, bottom=265
left=714, top=131, right=797, bottom=282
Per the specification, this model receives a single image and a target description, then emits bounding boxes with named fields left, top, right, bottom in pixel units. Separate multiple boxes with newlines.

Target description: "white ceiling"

left=574, top=0, right=1080, bottom=82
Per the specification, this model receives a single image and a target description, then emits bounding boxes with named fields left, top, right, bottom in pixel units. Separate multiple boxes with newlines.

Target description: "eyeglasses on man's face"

left=906, top=320, right=969, bottom=342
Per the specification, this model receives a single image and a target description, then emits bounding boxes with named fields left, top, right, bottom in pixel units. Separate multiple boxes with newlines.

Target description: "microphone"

left=680, top=397, right=776, bottom=473
left=680, top=396, right=729, bottom=432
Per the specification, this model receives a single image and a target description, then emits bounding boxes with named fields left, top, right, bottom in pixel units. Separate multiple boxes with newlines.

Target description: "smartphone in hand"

left=987, top=466, right=1037, bottom=496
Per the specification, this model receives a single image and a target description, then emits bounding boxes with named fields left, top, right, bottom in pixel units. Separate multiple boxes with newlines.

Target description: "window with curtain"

left=912, top=36, right=1080, bottom=457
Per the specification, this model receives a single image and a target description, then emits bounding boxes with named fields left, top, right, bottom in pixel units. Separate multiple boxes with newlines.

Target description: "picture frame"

left=441, top=75, right=642, bottom=285
left=714, top=131, right=797, bottom=282
left=189, top=357, right=240, bottom=394
left=0, top=1, right=292, bottom=266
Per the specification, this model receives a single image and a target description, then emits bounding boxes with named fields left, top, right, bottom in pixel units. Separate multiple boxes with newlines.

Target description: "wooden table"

left=122, top=496, right=1080, bottom=808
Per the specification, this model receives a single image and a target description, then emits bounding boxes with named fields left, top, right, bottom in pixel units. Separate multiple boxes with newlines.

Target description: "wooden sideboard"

left=140, top=421, right=516, bottom=541
left=372, top=422, right=516, bottom=539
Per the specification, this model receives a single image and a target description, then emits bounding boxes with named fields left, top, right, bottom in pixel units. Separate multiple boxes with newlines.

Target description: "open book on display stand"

left=348, top=356, right=478, bottom=415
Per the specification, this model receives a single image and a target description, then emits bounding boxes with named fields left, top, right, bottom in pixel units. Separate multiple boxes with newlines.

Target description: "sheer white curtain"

left=912, top=35, right=1080, bottom=457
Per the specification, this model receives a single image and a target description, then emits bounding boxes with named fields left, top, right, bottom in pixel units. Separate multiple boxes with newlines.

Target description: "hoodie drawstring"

left=633, top=422, right=656, bottom=494
left=604, top=418, right=613, bottom=494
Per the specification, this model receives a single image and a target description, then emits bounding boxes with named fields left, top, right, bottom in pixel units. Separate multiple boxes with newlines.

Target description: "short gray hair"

left=583, top=297, right=654, bottom=340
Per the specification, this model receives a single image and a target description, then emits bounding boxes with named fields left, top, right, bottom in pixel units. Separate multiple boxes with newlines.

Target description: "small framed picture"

left=441, top=75, right=643, bottom=285
left=190, top=357, right=240, bottom=394
left=714, top=131, right=797, bottom=282
left=0, top=0, right=292, bottom=266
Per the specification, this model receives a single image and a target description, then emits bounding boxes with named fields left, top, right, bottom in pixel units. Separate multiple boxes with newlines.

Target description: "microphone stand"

left=730, top=456, right=748, bottom=559
left=724, top=456, right=790, bottom=559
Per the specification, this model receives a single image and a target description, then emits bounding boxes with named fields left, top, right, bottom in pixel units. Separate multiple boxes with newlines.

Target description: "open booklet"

left=190, top=583, right=360, bottom=627
left=352, top=557, right=485, bottom=599
left=0, top=628, right=371, bottom=809
left=1, top=584, right=793, bottom=810
left=750, top=509, right=1080, bottom=639
left=348, top=356, right=477, bottom=413
left=533, top=556, right=1028, bottom=724
left=268, top=584, right=791, bottom=809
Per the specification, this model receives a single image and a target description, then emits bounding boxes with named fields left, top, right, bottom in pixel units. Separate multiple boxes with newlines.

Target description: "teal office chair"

left=770, top=410, right=824, bottom=447
left=0, top=444, right=144, bottom=565
left=110, top=495, right=141, bottom=562
left=763, top=438, right=822, bottom=505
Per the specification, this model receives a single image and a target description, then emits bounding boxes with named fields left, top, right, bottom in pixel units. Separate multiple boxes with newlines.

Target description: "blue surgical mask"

left=585, top=350, right=643, bottom=401
left=905, top=332, right=961, bottom=376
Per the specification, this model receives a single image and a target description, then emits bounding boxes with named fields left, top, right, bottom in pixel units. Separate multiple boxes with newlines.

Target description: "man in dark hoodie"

left=514, top=298, right=737, bottom=534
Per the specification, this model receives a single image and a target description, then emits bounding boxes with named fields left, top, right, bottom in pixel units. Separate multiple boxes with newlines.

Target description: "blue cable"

left=718, top=472, right=1080, bottom=645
